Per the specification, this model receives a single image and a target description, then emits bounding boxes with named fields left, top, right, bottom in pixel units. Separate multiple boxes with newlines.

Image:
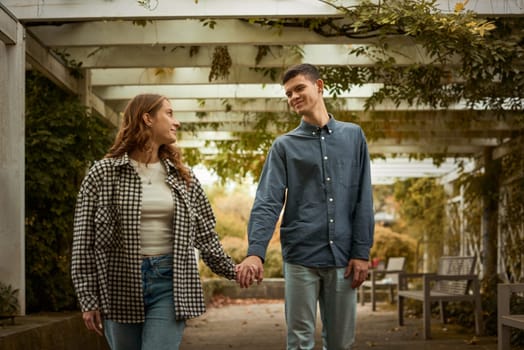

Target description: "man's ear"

left=142, top=113, right=153, bottom=127
left=316, top=79, right=324, bottom=93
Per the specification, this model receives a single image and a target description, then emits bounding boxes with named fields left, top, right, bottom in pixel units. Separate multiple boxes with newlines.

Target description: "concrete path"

left=180, top=298, right=499, bottom=350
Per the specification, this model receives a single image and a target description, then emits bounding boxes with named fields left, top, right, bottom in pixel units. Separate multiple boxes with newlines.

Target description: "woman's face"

left=148, top=99, right=180, bottom=146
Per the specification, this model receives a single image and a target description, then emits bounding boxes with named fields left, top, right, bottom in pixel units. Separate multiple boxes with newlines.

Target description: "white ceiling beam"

left=93, top=83, right=382, bottom=100
left=107, top=97, right=470, bottom=113
left=90, top=67, right=278, bottom=86
left=25, top=32, right=80, bottom=94
left=176, top=131, right=499, bottom=147
left=106, top=97, right=524, bottom=116
left=88, top=92, right=121, bottom=127
left=56, top=44, right=436, bottom=69
left=174, top=111, right=519, bottom=129
left=28, top=19, right=358, bottom=47
left=4, top=0, right=522, bottom=22
left=0, top=4, right=18, bottom=44
left=368, top=144, right=484, bottom=155
left=178, top=124, right=516, bottom=137
left=371, top=158, right=467, bottom=183
left=176, top=138, right=485, bottom=155
left=369, top=137, right=501, bottom=147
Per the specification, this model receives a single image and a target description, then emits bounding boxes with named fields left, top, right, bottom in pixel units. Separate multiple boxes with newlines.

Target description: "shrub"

left=0, top=282, right=19, bottom=316
left=25, top=71, right=114, bottom=312
left=370, top=225, right=417, bottom=272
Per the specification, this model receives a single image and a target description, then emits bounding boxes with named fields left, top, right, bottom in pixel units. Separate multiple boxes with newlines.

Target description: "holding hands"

left=235, top=255, right=264, bottom=288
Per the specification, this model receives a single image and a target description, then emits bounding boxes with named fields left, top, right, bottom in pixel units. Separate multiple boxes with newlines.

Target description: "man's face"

left=284, top=74, right=323, bottom=116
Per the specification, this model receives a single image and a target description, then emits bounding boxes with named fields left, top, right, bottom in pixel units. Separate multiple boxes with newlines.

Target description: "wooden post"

left=482, top=147, right=500, bottom=279
left=0, top=8, right=26, bottom=315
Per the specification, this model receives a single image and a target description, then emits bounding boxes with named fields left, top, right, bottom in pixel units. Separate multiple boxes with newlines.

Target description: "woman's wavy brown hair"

left=105, top=93, right=191, bottom=185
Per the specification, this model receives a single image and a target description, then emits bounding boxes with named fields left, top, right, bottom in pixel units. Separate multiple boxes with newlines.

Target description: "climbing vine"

left=168, top=0, right=524, bottom=182
left=25, top=72, right=114, bottom=312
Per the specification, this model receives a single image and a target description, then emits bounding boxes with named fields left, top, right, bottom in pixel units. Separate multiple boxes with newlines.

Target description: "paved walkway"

left=180, top=297, right=499, bottom=350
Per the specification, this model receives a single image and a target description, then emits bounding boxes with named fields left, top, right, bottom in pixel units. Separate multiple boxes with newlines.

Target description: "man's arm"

left=350, top=129, right=375, bottom=261
left=237, top=143, right=287, bottom=288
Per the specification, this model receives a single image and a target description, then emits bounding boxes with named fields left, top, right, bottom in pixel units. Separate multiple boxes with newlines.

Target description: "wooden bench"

left=498, top=283, right=524, bottom=350
left=360, top=256, right=406, bottom=311
left=397, top=256, right=482, bottom=340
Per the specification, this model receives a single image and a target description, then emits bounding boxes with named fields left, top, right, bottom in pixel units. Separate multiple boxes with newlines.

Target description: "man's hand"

left=235, top=255, right=264, bottom=288
left=82, top=310, right=103, bottom=336
left=344, top=258, right=369, bottom=289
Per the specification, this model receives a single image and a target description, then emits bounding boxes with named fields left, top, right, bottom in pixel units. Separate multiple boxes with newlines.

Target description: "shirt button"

left=321, top=136, right=325, bottom=140
left=329, top=198, right=333, bottom=202
left=330, top=240, right=334, bottom=244
left=329, top=219, right=334, bottom=223
left=326, top=177, right=331, bottom=181
left=324, top=156, right=328, bottom=160
left=312, top=132, right=316, bottom=135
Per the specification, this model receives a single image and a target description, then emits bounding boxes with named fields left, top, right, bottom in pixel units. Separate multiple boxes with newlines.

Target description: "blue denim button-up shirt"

left=247, top=116, right=374, bottom=268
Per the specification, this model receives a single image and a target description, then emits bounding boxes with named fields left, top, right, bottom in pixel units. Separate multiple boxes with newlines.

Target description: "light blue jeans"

left=104, top=254, right=186, bottom=350
left=284, top=262, right=357, bottom=350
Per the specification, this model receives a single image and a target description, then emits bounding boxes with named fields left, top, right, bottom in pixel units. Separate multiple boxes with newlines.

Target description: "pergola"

left=1, top=0, right=523, bottom=314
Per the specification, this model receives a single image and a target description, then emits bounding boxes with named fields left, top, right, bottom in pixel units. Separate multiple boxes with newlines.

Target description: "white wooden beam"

left=173, top=111, right=520, bottom=129
left=4, top=0, right=522, bottom=22
left=88, top=92, right=121, bottom=127
left=0, top=4, right=18, bottom=44
left=176, top=131, right=499, bottom=147
left=93, top=83, right=382, bottom=100
left=56, top=44, right=435, bottom=69
left=176, top=138, right=485, bottom=155
left=178, top=125, right=516, bottom=139
left=28, top=19, right=356, bottom=47
left=25, top=33, right=80, bottom=93
left=107, top=97, right=437, bottom=113
left=90, top=67, right=278, bottom=86
left=106, top=97, right=524, bottom=116
left=25, top=34, right=121, bottom=126
left=0, top=21, right=27, bottom=315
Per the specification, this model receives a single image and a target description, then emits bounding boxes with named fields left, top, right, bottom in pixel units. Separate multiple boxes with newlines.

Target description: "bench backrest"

left=434, top=256, right=476, bottom=294
left=385, top=257, right=406, bottom=284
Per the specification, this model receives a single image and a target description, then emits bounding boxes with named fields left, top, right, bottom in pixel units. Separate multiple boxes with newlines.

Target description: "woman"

left=71, top=93, right=237, bottom=350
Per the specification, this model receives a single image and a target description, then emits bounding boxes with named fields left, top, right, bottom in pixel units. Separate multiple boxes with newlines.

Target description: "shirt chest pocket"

left=336, top=160, right=360, bottom=187
left=94, top=205, right=123, bottom=251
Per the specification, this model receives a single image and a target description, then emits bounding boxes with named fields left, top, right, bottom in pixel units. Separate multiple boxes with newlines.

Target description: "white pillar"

left=0, top=12, right=26, bottom=315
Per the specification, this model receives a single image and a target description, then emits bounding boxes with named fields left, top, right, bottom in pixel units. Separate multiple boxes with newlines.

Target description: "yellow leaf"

left=483, top=23, right=497, bottom=31
left=454, top=2, right=464, bottom=12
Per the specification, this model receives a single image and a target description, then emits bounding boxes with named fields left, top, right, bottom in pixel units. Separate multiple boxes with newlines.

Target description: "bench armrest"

left=498, top=283, right=524, bottom=317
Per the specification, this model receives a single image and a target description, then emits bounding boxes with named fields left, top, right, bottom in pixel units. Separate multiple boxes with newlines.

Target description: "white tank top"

left=130, top=159, right=174, bottom=256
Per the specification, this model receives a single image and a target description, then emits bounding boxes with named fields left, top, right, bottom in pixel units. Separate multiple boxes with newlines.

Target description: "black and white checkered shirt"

left=71, top=154, right=236, bottom=323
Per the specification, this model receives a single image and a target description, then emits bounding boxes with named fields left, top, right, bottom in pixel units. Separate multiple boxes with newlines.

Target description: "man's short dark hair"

left=282, top=63, right=320, bottom=85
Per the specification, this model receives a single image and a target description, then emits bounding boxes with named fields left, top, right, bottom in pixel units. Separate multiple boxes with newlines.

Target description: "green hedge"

left=25, top=71, right=114, bottom=312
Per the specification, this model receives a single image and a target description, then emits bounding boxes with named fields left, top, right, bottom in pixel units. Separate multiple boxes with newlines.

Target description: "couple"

left=71, top=63, right=374, bottom=350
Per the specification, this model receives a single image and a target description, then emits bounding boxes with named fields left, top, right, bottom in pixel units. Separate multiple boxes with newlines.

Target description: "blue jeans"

left=284, top=262, right=357, bottom=350
left=104, top=254, right=186, bottom=350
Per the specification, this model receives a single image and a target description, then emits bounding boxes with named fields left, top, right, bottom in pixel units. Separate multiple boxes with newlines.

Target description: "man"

left=237, top=63, right=374, bottom=350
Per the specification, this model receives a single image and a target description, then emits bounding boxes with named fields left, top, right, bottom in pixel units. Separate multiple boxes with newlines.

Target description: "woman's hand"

left=82, top=310, right=104, bottom=336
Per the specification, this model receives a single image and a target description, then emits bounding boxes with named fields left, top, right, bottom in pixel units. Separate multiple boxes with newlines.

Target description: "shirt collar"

left=297, top=114, right=336, bottom=135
